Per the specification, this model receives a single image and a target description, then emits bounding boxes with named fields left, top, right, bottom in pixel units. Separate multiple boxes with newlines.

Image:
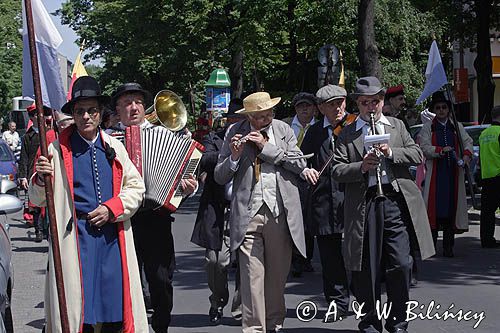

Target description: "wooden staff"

left=445, top=85, right=477, bottom=209
left=23, top=0, right=70, bottom=331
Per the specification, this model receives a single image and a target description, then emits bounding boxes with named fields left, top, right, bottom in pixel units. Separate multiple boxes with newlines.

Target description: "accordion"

left=125, top=125, right=204, bottom=212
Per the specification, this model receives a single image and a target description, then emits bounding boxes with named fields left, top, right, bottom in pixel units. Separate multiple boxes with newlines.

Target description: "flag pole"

left=23, top=1, right=70, bottom=331
left=445, top=85, right=478, bottom=209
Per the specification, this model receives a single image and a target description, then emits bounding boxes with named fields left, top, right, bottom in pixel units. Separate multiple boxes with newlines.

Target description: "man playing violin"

left=300, top=84, right=355, bottom=321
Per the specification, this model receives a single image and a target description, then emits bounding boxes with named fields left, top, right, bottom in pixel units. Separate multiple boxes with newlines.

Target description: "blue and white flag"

left=22, top=0, right=66, bottom=111
left=416, top=41, right=448, bottom=105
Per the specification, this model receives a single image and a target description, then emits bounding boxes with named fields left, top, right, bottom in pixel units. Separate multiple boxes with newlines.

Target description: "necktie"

left=296, top=124, right=310, bottom=147
left=255, top=130, right=269, bottom=182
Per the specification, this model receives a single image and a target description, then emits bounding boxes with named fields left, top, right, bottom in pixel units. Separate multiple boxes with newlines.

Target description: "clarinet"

left=369, top=112, right=386, bottom=201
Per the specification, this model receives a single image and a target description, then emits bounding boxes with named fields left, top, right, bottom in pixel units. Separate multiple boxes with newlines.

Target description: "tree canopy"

left=0, top=0, right=22, bottom=119
left=0, top=0, right=498, bottom=124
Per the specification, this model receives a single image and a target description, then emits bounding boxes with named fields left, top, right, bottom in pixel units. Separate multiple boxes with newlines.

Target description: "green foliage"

left=0, top=0, right=22, bottom=119
left=53, top=0, right=497, bottom=120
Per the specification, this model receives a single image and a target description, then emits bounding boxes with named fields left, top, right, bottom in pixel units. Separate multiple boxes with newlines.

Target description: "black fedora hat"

left=61, top=76, right=111, bottom=114
left=428, top=91, right=451, bottom=111
left=350, top=76, right=386, bottom=100
left=111, top=83, right=152, bottom=110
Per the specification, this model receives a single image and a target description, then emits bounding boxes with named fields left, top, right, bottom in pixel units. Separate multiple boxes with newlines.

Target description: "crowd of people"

left=5, top=73, right=497, bottom=333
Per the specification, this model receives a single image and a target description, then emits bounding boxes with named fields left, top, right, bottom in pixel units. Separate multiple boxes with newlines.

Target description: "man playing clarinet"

left=332, top=77, right=434, bottom=333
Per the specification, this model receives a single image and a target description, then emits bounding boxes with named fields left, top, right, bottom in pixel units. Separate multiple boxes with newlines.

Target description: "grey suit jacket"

left=332, top=116, right=435, bottom=271
left=214, top=119, right=307, bottom=257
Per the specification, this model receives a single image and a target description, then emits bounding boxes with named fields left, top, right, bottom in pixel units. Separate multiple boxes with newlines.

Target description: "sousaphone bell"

left=145, top=90, right=188, bottom=132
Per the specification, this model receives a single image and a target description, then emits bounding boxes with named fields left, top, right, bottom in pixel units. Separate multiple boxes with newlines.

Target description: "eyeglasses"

left=434, top=105, right=449, bottom=111
left=358, top=99, right=382, bottom=107
left=73, top=107, right=101, bottom=117
left=118, top=99, right=145, bottom=107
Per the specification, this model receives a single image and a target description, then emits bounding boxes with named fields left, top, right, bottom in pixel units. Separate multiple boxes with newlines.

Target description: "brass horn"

left=145, top=90, right=188, bottom=132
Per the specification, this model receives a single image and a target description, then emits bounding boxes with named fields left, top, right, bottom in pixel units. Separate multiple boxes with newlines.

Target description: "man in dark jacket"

left=18, top=104, right=52, bottom=242
left=301, top=84, right=353, bottom=320
left=191, top=102, right=243, bottom=325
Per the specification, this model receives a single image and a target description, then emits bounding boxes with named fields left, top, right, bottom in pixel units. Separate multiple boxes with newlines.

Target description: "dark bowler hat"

left=111, top=82, right=152, bottom=110
left=61, top=76, right=111, bottom=114
left=350, top=76, right=386, bottom=100
left=428, top=91, right=451, bottom=111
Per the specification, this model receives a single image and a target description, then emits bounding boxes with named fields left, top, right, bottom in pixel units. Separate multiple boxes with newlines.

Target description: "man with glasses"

left=111, top=82, right=197, bottom=333
left=29, top=76, right=148, bottom=332
left=215, top=92, right=306, bottom=332
left=332, top=77, right=434, bottom=333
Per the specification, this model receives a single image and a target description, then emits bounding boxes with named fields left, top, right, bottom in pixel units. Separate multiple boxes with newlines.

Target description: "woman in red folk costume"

left=419, top=91, right=473, bottom=258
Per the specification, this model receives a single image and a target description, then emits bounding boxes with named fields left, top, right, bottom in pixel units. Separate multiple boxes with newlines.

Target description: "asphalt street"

left=6, top=194, right=500, bottom=333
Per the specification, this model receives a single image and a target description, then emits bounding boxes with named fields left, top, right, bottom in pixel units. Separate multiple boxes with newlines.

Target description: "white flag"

left=22, top=0, right=66, bottom=111
left=416, top=41, right=448, bottom=105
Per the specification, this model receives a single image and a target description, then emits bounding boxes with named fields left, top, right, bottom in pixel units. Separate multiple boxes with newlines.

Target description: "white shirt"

left=355, top=114, right=393, bottom=186
left=2, top=131, right=20, bottom=151
left=291, top=115, right=315, bottom=139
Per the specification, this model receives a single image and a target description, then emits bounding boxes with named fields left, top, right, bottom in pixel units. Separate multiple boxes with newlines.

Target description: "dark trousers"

left=351, top=190, right=412, bottom=333
left=431, top=218, right=455, bottom=251
left=291, top=231, right=314, bottom=271
left=132, top=210, right=175, bottom=333
left=480, top=176, right=500, bottom=245
left=316, top=233, right=349, bottom=311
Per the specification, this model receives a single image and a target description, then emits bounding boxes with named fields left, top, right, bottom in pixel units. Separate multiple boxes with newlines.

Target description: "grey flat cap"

left=316, top=84, right=347, bottom=104
left=350, top=76, right=386, bottom=100
left=292, top=92, right=317, bottom=107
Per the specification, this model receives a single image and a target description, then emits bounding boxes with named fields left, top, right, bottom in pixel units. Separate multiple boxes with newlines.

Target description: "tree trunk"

left=357, top=0, right=382, bottom=79
left=287, top=0, right=298, bottom=91
left=473, top=1, right=495, bottom=124
left=230, top=47, right=244, bottom=99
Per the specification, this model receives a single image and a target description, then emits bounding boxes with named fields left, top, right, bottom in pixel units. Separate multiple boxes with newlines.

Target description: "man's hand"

left=180, top=174, right=197, bottom=196
left=440, top=146, right=453, bottom=156
left=378, top=143, right=392, bottom=158
left=361, top=151, right=380, bottom=173
left=35, top=155, right=53, bottom=176
left=246, top=131, right=267, bottom=150
left=87, top=205, right=114, bottom=227
left=19, top=178, right=29, bottom=190
left=302, top=168, right=320, bottom=185
left=230, top=134, right=245, bottom=161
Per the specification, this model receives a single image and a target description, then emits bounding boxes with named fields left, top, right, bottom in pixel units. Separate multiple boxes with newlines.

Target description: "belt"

left=75, top=211, right=90, bottom=220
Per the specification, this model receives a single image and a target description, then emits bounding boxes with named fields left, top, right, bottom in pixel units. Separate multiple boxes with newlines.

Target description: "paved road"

left=6, top=195, right=500, bottom=333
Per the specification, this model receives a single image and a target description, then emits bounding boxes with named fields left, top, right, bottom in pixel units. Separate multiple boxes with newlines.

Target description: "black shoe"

left=209, top=307, right=223, bottom=325
left=481, top=240, right=500, bottom=248
left=35, top=232, right=43, bottom=243
left=443, top=248, right=454, bottom=257
left=410, top=276, right=418, bottom=287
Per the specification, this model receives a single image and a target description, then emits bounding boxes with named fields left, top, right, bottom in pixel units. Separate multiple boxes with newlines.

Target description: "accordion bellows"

left=126, top=125, right=204, bottom=211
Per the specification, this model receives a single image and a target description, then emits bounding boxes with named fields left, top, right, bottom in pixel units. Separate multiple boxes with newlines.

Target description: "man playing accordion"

left=110, top=83, right=197, bottom=333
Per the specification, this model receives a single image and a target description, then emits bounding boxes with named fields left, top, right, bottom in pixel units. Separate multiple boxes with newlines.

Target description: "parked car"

left=0, top=141, right=17, bottom=184
left=0, top=180, right=22, bottom=333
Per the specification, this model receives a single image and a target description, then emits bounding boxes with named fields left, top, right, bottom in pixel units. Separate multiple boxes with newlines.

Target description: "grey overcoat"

left=332, top=117, right=435, bottom=271
left=214, top=119, right=307, bottom=257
